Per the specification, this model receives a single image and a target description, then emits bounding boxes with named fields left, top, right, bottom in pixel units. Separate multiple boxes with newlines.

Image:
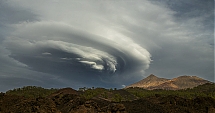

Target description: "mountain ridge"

left=125, top=74, right=211, bottom=90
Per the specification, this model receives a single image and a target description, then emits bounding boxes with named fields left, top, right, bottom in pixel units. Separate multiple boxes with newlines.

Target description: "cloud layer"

left=0, top=0, right=213, bottom=91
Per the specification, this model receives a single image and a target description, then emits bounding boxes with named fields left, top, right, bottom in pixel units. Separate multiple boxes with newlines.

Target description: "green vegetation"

left=4, top=83, right=215, bottom=101
left=6, top=86, right=58, bottom=98
left=80, top=87, right=108, bottom=99
left=113, top=93, right=122, bottom=102
left=1, top=83, right=215, bottom=113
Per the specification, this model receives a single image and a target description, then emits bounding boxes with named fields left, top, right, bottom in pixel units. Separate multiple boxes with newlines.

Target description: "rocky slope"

left=126, top=74, right=210, bottom=90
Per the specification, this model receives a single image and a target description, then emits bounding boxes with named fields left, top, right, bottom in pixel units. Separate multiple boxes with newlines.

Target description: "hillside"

left=125, top=74, right=169, bottom=89
left=126, top=74, right=210, bottom=90
left=0, top=83, right=215, bottom=113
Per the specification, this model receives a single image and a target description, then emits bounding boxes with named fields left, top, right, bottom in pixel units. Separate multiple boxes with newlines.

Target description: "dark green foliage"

left=81, top=87, right=108, bottom=99
left=6, top=86, right=58, bottom=98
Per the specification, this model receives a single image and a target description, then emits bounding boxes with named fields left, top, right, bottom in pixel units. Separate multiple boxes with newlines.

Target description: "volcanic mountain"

left=125, top=74, right=211, bottom=90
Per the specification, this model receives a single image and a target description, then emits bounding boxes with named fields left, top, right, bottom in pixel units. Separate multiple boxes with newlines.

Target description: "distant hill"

left=125, top=74, right=211, bottom=90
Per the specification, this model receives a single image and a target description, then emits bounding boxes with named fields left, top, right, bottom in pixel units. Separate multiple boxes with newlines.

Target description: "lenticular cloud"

left=0, top=0, right=213, bottom=90
left=4, top=21, right=151, bottom=85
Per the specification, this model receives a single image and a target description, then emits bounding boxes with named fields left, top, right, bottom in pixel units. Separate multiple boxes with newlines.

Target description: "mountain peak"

left=126, top=75, right=210, bottom=90
left=147, top=74, right=158, bottom=78
left=125, top=74, right=169, bottom=89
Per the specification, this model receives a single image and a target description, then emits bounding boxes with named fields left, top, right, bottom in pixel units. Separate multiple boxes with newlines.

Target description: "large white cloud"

left=4, top=20, right=152, bottom=85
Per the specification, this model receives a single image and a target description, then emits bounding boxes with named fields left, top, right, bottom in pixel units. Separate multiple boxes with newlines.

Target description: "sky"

left=0, top=0, right=214, bottom=92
